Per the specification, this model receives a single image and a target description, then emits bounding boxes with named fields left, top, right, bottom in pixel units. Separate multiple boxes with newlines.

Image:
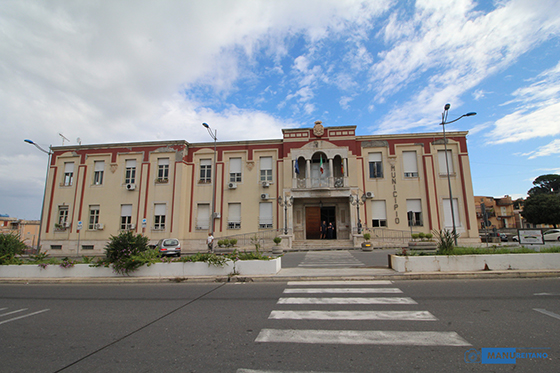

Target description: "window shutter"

left=230, top=158, right=242, bottom=173
left=371, top=200, right=387, bottom=219
left=402, top=151, right=418, bottom=174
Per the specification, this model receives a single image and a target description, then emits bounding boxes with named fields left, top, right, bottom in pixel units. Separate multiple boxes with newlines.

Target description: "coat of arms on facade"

left=313, top=121, right=325, bottom=137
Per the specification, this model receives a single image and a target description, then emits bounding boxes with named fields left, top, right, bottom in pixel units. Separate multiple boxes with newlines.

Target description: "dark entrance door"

left=305, top=206, right=321, bottom=239
left=321, top=206, right=337, bottom=239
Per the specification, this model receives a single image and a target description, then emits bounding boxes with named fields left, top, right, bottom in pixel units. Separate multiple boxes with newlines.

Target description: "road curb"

left=2, top=269, right=559, bottom=284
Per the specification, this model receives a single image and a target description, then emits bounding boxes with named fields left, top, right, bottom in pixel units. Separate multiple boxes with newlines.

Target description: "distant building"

left=38, top=122, right=480, bottom=255
left=475, top=195, right=516, bottom=229
left=0, top=216, right=40, bottom=248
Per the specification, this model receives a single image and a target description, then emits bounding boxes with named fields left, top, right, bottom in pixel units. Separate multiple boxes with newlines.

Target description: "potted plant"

left=272, top=236, right=283, bottom=255
left=361, top=233, right=373, bottom=251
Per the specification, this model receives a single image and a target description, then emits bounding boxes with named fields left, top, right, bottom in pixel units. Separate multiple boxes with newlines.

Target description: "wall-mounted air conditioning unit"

left=63, top=222, right=71, bottom=228
left=212, top=212, right=221, bottom=219
left=126, top=183, right=136, bottom=191
left=262, top=182, right=270, bottom=188
left=127, top=224, right=136, bottom=230
left=94, top=223, right=104, bottom=230
left=228, top=182, right=237, bottom=189
left=261, top=193, right=269, bottom=200
left=365, top=191, right=374, bottom=199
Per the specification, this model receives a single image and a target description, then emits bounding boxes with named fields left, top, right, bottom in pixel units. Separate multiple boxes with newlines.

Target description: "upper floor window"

left=260, top=156, right=273, bottom=182
left=157, top=158, right=169, bottom=181
left=229, top=158, right=242, bottom=183
left=402, top=151, right=418, bottom=178
left=438, top=150, right=454, bottom=175
left=200, top=159, right=212, bottom=183
left=93, top=161, right=104, bottom=185
left=57, top=205, right=69, bottom=226
left=125, top=160, right=137, bottom=184
left=368, top=153, right=383, bottom=178
left=63, top=162, right=74, bottom=186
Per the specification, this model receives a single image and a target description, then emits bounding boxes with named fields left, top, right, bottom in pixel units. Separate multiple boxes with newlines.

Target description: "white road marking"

left=0, top=308, right=27, bottom=317
left=0, top=309, right=50, bottom=325
left=278, top=297, right=417, bottom=305
left=287, top=280, right=393, bottom=286
left=269, top=310, right=438, bottom=321
left=534, top=308, right=560, bottom=320
left=255, top=329, right=471, bottom=346
left=284, top=288, right=402, bottom=294
left=237, top=369, right=353, bottom=373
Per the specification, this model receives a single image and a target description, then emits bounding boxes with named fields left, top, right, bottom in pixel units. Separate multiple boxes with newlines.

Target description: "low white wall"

left=0, top=258, right=281, bottom=279
left=391, top=253, right=560, bottom=273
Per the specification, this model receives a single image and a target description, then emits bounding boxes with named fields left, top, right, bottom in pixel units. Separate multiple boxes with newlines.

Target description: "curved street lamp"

left=350, top=193, right=367, bottom=234
left=440, top=104, right=476, bottom=246
left=202, top=123, right=217, bottom=236
left=24, top=139, right=53, bottom=254
left=277, top=195, right=294, bottom=235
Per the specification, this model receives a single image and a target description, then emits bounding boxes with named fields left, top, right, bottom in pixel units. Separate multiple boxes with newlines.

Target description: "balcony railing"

left=295, top=176, right=346, bottom=189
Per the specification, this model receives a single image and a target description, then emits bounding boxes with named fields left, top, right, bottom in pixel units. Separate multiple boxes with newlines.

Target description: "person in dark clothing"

left=327, top=222, right=334, bottom=239
left=320, top=221, right=327, bottom=239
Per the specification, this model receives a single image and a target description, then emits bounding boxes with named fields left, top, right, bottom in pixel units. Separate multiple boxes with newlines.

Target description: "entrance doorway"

left=305, top=206, right=337, bottom=240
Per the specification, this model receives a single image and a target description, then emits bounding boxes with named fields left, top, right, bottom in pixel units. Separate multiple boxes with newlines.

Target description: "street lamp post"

left=24, top=139, right=53, bottom=254
left=440, top=103, right=476, bottom=246
left=277, top=195, right=294, bottom=235
left=202, top=123, right=217, bottom=236
left=350, top=193, right=367, bottom=234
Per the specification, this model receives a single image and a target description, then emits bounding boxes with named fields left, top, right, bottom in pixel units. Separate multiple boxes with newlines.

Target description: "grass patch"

left=403, top=245, right=560, bottom=256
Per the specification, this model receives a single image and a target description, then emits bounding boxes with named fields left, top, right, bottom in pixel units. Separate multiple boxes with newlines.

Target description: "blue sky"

left=1, top=0, right=560, bottom=219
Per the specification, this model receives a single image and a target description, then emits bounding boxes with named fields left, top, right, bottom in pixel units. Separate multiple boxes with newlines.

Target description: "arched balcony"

left=293, top=152, right=348, bottom=189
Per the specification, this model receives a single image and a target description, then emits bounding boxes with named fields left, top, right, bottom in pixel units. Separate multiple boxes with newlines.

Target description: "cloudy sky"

left=2, top=0, right=560, bottom=219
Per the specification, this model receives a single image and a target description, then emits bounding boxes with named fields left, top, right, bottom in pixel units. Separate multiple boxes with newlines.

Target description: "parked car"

left=543, top=229, right=560, bottom=241
left=498, top=233, right=508, bottom=242
left=155, top=238, right=181, bottom=257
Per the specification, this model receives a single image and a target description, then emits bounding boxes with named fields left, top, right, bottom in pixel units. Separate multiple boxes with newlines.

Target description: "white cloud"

left=523, top=139, right=560, bottom=159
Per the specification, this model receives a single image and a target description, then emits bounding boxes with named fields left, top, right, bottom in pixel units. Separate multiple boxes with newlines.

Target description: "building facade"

left=474, top=195, right=516, bottom=229
left=39, top=122, right=479, bottom=255
left=1, top=216, right=40, bottom=248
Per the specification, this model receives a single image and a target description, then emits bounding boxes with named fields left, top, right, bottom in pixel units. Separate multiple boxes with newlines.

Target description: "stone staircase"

left=289, top=239, right=356, bottom=252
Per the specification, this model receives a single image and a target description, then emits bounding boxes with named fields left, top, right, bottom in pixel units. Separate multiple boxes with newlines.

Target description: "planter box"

left=407, top=241, right=437, bottom=251
left=391, top=253, right=560, bottom=273
left=0, top=258, right=281, bottom=279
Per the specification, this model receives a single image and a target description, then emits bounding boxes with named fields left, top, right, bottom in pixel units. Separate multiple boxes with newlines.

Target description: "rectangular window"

left=228, top=203, right=241, bottom=229
left=154, top=203, right=166, bottom=230
left=157, top=158, right=169, bottom=181
left=368, top=153, right=383, bottom=178
left=125, top=160, right=136, bottom=184
left=406, top=199, right=423, bottom=226
left=196, top=203, right=210, bottom=230
left=260, top=156, right=273, bottom=182
left=57, top=206, right=69, bottom=227
left=63, top=162, right=74, bottom=186
left=438, top=150, right=454, bottom=175
left=93, top=161, right=104, bottom=185
left=443, top=198, right=461, bottom=228
left=200, top=159, right=212, bottom=183
left=82, top=245, right=94, bottom=250
left=403, top=151, right=418, bottom=178
left=88, top=205, right=100, bottom=230
left=120, top=204, right=133, bottom=230
left=371, top=200, right=387, bottom=227
left=259, top=202, right=273, bottom=228
left=50, top=245, right=62, bottom=250
left=229, top=158, right=242, bottom=183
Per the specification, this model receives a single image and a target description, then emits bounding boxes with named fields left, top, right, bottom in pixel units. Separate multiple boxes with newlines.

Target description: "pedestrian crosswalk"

left=0, top=307, right=50, bottom=326
left=254, top=280, right=470, bottom=347
left=298, top=251, right=364, bottom=267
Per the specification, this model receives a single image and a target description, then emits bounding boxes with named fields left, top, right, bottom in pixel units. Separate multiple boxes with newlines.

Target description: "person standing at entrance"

left=207, top=233, right=214, bottom=252
left=320, top=221, right=327, bottom=239
left=327, top=222, right=334, bottom=239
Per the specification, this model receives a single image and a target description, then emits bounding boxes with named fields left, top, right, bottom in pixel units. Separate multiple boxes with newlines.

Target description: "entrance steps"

left=289, top=239, right=356, bottom=252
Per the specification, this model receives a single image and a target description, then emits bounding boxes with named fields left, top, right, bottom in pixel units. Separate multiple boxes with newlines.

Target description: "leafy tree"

left=104, top=231, right=150, bottom=274
left=0, top=233, right=27, bottom=264
left=522, top=193, right=560, bottom=228
left=528, top=174, right=560, bottom=195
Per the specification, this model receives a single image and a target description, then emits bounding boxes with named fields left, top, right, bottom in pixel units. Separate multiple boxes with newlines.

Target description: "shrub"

left=418, top=232, right=426, bottom=240
left=273, top=237, right=282, bottom=245
left=104, top=231, right=150, bottom=275
left=425, top=233, right=433, bottom=240
left=433, top=229, right=458, bottom=255
left=363, top=233, right=371, bottom=241
left=411, top=233, right=420, bottom=240
left=217, top=239, right=225, bottom=247
left=229, top=238, right=237, bottom=247
left=0, top=233, right=27, bottom=264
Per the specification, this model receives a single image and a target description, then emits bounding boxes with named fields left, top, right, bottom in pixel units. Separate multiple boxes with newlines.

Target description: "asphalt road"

left=1, top=277, right=559, bottom=373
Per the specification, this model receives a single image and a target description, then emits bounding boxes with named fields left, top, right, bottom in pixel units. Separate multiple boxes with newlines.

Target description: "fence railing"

left=220, top=228, right=290, bottom=249
left=353, top=227, right=416, bottom=244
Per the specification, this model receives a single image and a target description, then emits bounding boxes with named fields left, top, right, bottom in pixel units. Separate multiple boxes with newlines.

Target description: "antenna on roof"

left=77, top=137, right=82, bottom=146
left=59, top=133, right=70, bottom=145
